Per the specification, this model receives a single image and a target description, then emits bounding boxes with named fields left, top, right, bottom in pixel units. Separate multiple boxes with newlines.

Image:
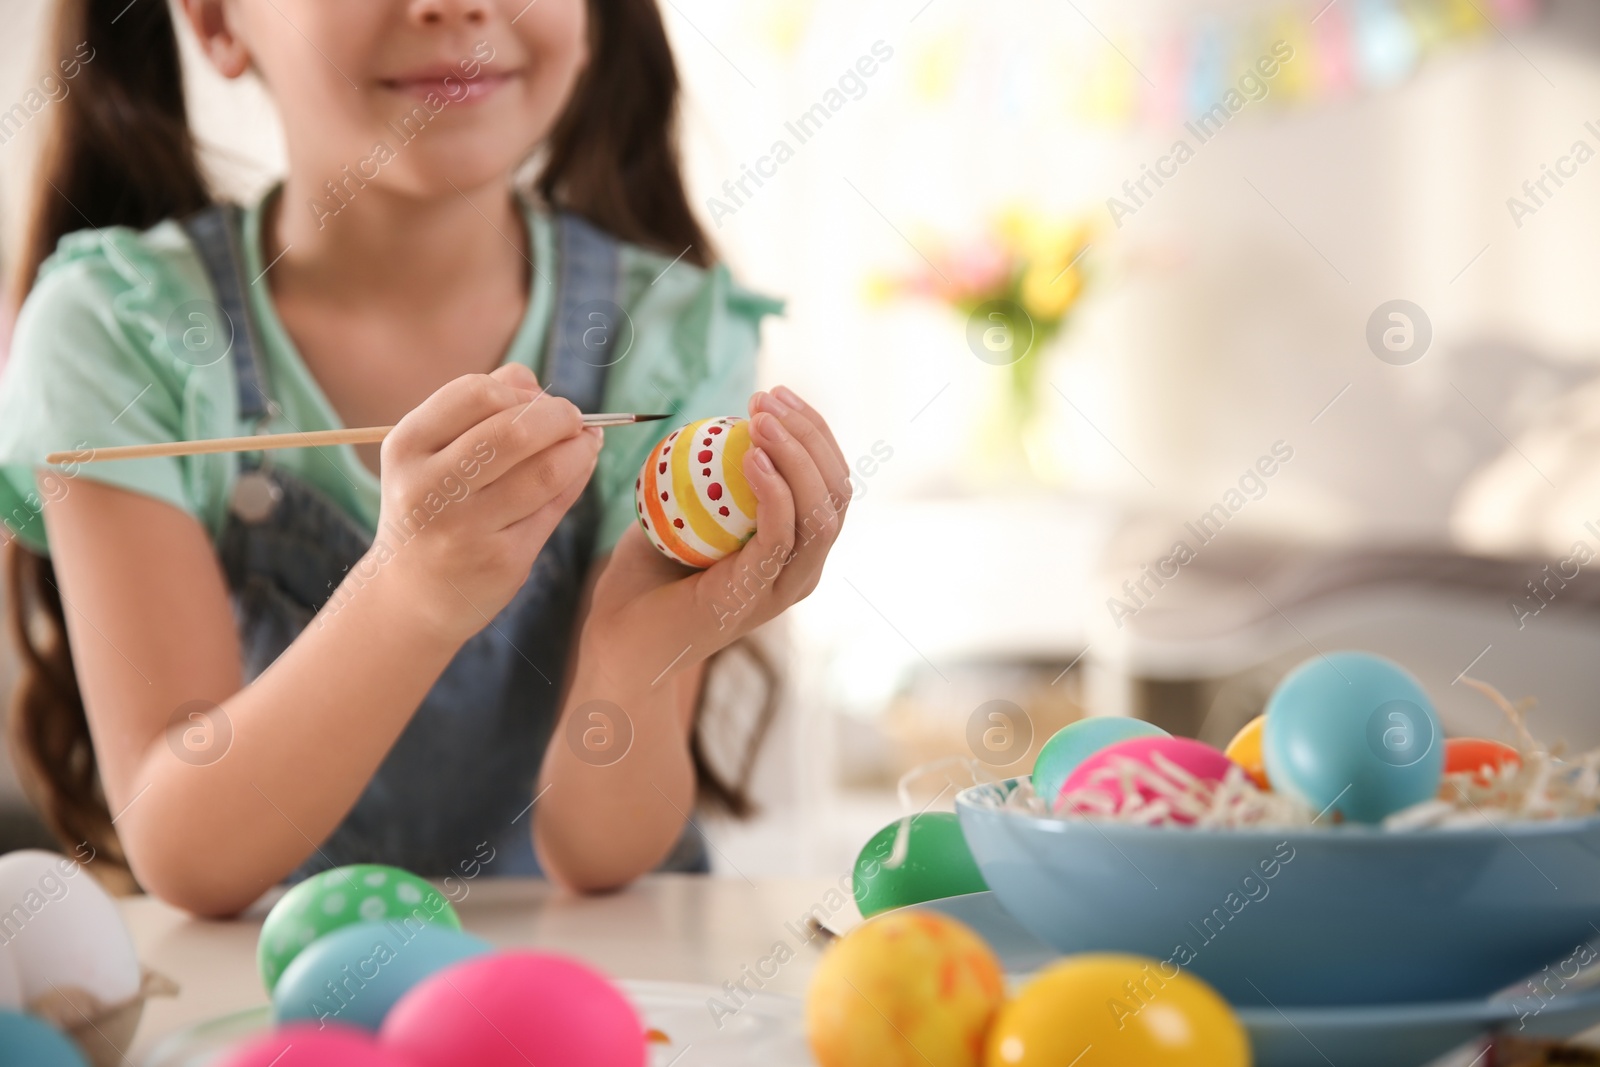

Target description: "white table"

left=121, top=875, right=848, bottom=1061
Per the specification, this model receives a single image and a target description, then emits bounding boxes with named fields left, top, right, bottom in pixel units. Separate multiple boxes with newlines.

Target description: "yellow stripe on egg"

left=670, top=420, right=744, bottom=557
left=720, top=421, right=757, bottom=519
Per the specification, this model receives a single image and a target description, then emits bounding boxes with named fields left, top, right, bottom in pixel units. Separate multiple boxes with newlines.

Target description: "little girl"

left=0, top=0, right=848, bottom=915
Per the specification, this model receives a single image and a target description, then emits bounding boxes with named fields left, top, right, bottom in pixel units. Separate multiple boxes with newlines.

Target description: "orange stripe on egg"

left=670, top=421, right=743, bottom=556
left=642, top=444, right=717, bottom=568
left=720, top=420, right=757, bottom=518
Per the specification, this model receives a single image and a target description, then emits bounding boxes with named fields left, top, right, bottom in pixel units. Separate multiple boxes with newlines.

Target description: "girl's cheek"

left=510, top=0, right=589, bottom=78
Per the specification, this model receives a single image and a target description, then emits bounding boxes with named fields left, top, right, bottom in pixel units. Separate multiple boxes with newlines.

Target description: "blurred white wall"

left=683, top=0, right=1600, bottom=549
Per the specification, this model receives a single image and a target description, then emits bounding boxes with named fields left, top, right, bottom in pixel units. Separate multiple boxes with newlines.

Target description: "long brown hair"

left=6, top=0, right=772, bottom=886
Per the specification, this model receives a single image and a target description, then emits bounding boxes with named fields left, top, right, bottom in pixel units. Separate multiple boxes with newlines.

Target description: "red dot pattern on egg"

left=698, top=450, right=713, bottom=463
left=708, top=483, right=723, bottom=501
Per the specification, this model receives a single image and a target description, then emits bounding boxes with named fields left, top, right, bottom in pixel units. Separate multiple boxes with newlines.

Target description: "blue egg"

left=1264, top=651, right=1442, bottom=823
left=1031, top=717, right=1170, bottom=809
left=0, top=1010, right=88, bottom=1067
left=273, top=919, right=491, bottom=1030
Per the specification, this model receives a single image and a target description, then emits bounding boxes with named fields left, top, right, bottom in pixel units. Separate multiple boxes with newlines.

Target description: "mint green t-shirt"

left=0, top=190, right=782, bottom=557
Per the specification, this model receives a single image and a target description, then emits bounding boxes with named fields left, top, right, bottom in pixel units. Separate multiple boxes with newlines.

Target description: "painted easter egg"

left=1032, top=718, right=1170, bottom=811
left=258, top=865, right=460, bottom=994
left=381, top=952, right=646, bottom=1067
left=1060, top=737, right=1240, bottom=824
left=852, top=813, right=988, bottom=918
left=274, top=921, right=491, bottom=1030
left=1442, top=737, right=1521, bottom=788
left=635, top=417, right=757, bottom=568
left=0, top=850, right=140, bottom=1009
left=213, top=1022, right=403, bottom=1067
left=1223, top=715, right=1271, bottom=791
left=983, top=954, right=1248, bottom=1066
left=0, top=1010, right=89, bottom=1067
left=808, top=911, right=1004, bottom=1067
left=1263, top=651, right=1442, bottom=823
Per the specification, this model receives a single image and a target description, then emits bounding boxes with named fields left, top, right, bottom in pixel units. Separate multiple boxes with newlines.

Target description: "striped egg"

left=635, top=416, right=757, bottom=568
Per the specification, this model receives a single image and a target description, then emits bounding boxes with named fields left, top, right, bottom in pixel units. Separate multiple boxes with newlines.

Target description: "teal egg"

left=258, top=864, right=461, bottom=994
left=1264, top=651, right=1443, bottom=823
left=852, top=812, right=988, bottom=918
left=0, top=1010, right=88, bottom=1067
left=273, top=920, right=491, bottom=1030
left=1031, top=717, right=1170, bottom=810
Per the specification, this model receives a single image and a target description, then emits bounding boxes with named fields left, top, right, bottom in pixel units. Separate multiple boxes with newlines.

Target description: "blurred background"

left=3, top=0, right=1600, bottom=880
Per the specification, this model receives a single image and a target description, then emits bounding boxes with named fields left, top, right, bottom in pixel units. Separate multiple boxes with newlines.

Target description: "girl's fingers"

left=770, top=386, right=849, bottom=480
left=701, top=446, right=797, bottom=611
left=753, top=389, right=852, bottom=517
left=387, top=372, right=540, bottom=457
left=442, top=393, right=586, bottom=490
left=499, top=444, right=597, bottom=548
left=750, top=410, right=837, bottom=549
left=472, top=428, right=601, bottom=530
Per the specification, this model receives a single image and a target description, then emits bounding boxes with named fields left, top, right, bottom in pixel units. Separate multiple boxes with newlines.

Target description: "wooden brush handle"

left=44, top=414, right=662, bottom=465
left=45, top=426, right=395, bottom=465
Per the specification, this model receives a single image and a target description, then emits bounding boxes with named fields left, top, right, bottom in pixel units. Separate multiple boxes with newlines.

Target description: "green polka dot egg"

left=257, top=863, right=461, bottom=993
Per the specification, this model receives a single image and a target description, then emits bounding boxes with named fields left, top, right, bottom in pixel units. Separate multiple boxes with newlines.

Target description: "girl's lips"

left=380, top=71, right=515, bottom=104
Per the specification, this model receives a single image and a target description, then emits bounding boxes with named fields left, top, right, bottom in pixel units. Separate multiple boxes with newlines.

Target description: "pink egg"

left=1058, top=736, right=1240, bottom=823
left=215, top=1023, right=402, bottom=1067
left=381, top=952, right=646, bottom=1067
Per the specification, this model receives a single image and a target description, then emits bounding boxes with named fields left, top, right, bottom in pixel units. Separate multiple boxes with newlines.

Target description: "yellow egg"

left=807, top=911, right=1005, bottom=1067
left=1224, top=715, right=1271, bottom=790
left=985, top=955, right=1250, bottom=1067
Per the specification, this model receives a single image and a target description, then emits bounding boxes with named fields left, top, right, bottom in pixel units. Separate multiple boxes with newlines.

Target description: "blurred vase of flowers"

left=868, top=205, right=1095, bottom=482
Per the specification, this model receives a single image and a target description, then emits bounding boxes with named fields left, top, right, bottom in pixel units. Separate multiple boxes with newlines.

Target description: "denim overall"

left=181, top=203, right=707, bottom=880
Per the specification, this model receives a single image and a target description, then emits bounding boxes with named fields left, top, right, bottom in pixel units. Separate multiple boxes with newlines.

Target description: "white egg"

left=0, top=850, right=140, bottom=1007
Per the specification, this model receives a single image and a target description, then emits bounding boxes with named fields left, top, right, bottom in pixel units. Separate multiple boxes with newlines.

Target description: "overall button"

left=229, top=470, right=282, bottom=523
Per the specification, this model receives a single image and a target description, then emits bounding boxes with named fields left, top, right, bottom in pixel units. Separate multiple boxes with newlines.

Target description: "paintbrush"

left=44, top=413, right=671, bottom=465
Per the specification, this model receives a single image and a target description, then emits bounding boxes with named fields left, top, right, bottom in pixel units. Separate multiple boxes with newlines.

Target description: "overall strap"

left=544, top=211, right=624, bottom=413
left=180, top=203, right=272, bottom=427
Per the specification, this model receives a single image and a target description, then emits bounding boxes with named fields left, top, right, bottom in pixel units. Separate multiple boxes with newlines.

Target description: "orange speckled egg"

left=807, top=911, right=1005, bottom=1067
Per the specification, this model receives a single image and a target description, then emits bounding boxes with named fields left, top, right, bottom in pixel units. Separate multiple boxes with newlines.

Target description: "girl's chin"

left=346, top=155, right=532, bottom=202
left=307, top=127, right=540, bottom=195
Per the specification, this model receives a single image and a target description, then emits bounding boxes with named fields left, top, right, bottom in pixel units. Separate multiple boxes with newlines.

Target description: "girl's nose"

left=408, top=0, right=489, bottom=27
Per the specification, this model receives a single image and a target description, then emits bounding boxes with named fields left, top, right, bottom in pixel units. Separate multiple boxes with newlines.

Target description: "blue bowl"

left=956, top=778, right=1600, bottom=1007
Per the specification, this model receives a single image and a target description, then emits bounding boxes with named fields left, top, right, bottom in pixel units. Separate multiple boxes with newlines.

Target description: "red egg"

left=381, top=952, right=646, bottom=1067
left=1442, top=738, right=1521, bottom=787
left=1060, top=736, right=1240, bottom=824
left=216, top=1024, right=402, bottom=1067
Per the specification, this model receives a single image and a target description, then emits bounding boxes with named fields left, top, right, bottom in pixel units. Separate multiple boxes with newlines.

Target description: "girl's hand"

left=582, top=387, right=850, bottom=685
left=372, top=362, right=601, bottom=643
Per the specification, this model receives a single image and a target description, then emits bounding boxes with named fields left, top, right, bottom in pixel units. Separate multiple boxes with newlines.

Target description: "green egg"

left=851, top=812, right=988, bottom=919
left=257, top=863, right=461, bottom=993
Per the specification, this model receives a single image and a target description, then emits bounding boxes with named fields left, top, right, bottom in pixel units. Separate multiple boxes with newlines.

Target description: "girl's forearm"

left=532, top=640, right=703, bottom=892
left=118, top=556, right=465, bottom=915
